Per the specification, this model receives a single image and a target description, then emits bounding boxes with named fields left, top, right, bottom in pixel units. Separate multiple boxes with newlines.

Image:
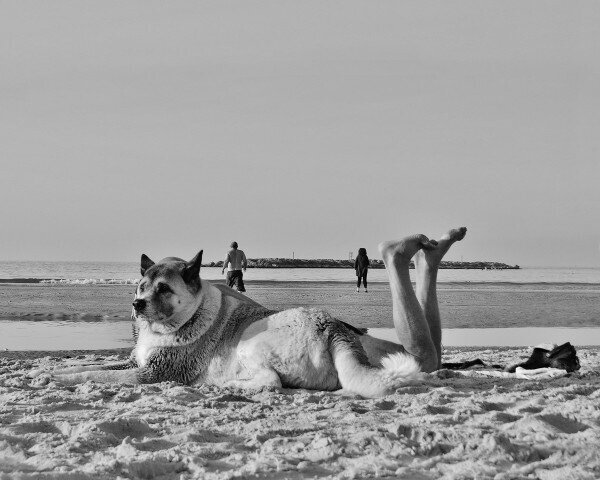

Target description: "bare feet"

left=379, top=234, right=439, bottom=267
left=414, top=227, right=467, bottom=269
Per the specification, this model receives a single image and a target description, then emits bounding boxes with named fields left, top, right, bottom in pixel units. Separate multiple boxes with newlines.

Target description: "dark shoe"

left=506, top=342, right=580, bottom=373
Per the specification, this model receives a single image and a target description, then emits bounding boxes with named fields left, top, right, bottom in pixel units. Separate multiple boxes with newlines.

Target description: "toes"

left=413, top=233, right=438, bottom=249
left=454, top=227, right=467, bottom=240
left=420, top=239, right=438, bottom=250
left=441, top=227, right=468, bottom=242
left=380, top=234, right=443, bottom=260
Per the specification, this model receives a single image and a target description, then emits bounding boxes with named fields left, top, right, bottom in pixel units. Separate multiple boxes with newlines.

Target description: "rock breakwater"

left=205, top=259, right=519, bottom=269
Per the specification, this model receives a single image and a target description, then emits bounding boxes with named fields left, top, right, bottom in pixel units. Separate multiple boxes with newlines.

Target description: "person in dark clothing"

left=354, top=247, right=370, bottom=292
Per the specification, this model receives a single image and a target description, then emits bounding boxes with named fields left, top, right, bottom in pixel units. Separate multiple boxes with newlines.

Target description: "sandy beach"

left=0, top=347, right=598, bottom=479
left=0, top=281, right=599, bottom=478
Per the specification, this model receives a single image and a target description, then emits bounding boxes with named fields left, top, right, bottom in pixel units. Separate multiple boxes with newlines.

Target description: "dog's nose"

left=132, top=299, right=146, bottom=311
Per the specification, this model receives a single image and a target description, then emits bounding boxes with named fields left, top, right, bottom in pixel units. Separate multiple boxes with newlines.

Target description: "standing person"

left=222, top=241, right=248, bottom=292
left=354, top=247, right=370, bottom=292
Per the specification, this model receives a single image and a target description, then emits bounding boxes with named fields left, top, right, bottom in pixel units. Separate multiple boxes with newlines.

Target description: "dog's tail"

left=332, top=345, right=423, bottom=398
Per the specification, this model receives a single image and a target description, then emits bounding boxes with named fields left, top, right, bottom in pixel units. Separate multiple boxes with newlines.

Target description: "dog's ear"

left=140, top=254, right=155, bottom=276
left=182, top=250, right=203, bottom=284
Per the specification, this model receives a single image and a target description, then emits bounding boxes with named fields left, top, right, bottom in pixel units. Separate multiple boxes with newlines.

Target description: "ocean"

left=1, top=261, right=600, bottom=284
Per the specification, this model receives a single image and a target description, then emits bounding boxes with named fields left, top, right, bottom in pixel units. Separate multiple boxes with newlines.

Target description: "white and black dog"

left=33, top=228, right=468, bottom=397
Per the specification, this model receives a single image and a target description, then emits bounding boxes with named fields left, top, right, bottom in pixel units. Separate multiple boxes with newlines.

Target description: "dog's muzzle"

left=132, top=298, right=146, bottom=312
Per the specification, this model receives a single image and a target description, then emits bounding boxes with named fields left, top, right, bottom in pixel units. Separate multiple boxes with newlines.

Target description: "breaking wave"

left=1, top=313, right=130, bottom=322
left=0, top=278, right=139, bottom=285
left=40, top=278, right=140, bottom=285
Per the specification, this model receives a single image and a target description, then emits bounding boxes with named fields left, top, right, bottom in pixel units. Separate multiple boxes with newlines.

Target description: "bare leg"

left=378, top=234, right=439, bottom=372
left=414, top=227, right=467, bottom=369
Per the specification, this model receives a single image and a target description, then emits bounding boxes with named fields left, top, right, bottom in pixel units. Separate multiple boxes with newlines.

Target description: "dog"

left=34, top=251, right=422, bottom=397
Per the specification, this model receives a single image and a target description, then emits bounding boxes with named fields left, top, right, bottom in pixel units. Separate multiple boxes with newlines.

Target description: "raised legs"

left=379, top=228, right=467, bottom=372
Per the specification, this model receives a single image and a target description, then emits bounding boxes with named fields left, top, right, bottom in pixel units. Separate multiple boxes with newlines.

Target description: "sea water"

left=2, top=261, right=600, bottom=284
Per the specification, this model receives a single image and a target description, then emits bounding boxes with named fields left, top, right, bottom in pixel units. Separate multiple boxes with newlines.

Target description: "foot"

left=356, top=287, right=359, bottom=292
left=364, top=289, right=368, bottom=293
left=414, top=227, right=467, bottom=269
left=379, top=234, right=438, bottom=266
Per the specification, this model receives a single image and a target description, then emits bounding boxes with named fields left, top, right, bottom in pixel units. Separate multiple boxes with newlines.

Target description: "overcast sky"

left=2, top=1, right=599, bottom=267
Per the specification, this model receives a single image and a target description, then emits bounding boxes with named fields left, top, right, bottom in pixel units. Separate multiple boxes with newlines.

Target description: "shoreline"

left=2, top=278, right=600, bottom=288
left=1, top=282, right=598, bottom=330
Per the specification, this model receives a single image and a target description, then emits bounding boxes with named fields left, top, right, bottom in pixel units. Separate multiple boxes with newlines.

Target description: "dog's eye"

left=156, top=283, right=172, bottom=295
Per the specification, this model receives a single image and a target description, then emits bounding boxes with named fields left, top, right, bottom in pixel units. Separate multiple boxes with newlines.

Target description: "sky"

left=1, top=1, right=599, bottom=267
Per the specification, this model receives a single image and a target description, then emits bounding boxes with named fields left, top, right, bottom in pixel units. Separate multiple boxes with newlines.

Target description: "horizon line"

left=0, top=259, right=597, bottom=269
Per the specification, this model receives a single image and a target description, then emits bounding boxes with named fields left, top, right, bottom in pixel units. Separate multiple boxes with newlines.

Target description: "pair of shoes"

left=356, top=288, right=359, bottom=293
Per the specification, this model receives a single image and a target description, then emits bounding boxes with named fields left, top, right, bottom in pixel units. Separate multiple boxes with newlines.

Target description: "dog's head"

left=132, top=250, right=203, bottom=333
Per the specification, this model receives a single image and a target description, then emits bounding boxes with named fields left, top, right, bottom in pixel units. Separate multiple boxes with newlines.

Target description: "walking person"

left=354, top=247, right=370, bottom=292
left=222, top=241, right=248, bottom=292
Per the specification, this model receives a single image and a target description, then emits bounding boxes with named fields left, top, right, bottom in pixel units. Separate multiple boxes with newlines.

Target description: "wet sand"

left=1, top=281, right=598, bottom=329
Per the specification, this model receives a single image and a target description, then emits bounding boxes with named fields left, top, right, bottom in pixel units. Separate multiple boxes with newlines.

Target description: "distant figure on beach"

left=222, top=241, right=247, bottom=292
left=354, top=248, right=370, bottom=292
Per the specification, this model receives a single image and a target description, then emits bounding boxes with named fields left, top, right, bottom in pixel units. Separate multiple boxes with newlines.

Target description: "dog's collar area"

left=178, top=305, right=205, bottom=331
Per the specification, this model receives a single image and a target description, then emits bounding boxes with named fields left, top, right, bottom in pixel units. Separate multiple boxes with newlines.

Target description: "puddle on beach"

left=1, top=319, right=599, bottom=351
left=370, top=327, right=600, bottom=347
left=0, top=320, right=133, bottom=351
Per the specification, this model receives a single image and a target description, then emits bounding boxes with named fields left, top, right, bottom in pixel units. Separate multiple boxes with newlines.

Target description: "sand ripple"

left=1, top=348, right=599, bottom=479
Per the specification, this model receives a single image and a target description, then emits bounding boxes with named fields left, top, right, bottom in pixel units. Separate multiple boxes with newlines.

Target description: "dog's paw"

left=53, top=372, right=91, bottom=385
left=255, top=384, right=284, bottom=394
left=29, top=373, right=52, bottom=387
left=27, top=368, right=48, bottom=379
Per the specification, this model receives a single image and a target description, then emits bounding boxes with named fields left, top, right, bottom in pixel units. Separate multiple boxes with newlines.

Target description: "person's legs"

left=378, top=234, right=439, bottom=372
left=226, top=271, right=236, bottom=288
left=363, top=272, right=368, bottom=292
left=236, top=271, right=246, bottom=292
left=414, top=227, right=467, bottom=369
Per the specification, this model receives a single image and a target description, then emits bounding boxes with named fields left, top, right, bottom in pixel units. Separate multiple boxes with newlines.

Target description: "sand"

left=1, top=347, right=599, bottom=479
left=1, top=282, right=599, bottom=328
left=2, top=282, right=600, bottom=478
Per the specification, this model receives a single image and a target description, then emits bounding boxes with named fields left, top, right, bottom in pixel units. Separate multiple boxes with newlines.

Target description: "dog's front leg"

left=53, top=368, right=138, bottom=385
left=53, top=365, right=158, bottom=385
left=28, top=360, right=134, bottom=379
